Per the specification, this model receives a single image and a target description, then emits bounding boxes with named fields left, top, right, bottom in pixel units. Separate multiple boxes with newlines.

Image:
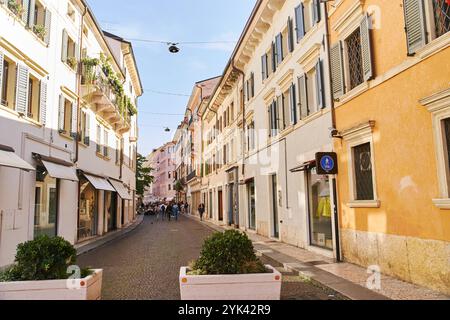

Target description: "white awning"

left=42, top=160, right=78, bottom=181
left=109, top=179, right=132, bottom=200
left=0, top=150, right=35, bottom=171
left=84, top=174, right=115, bottom=192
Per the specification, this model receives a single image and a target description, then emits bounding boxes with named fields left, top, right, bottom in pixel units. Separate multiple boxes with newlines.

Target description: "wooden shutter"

left=315, top=60, right=325, bottom=109
left=85, top=113, right=90, bottom=145
left=39, top=80, right=47, bottom=125
left=404, top=0, right=427, bottom=55
left=313, top=0, right=321, bottom=24
left=298, top=75, right=308, bottom=119
left=290, top=83, right=297, bottom=125
left=288, top=17, right=294, bottom=52
left=21, top=0, right=30, bottom=24
left=295, top=4, right=305, bottom=42
left=250, top=72, right=255, bottom=98
left=70, top=102, right=78, bottom=138
left=268, top=105, right=272, bottom=137
left=27, top=0, right=36, bottom=29
left=44, top=9, right=52, bottom=45
left=276, top=33, right=283, bottom=65
left=261, top=54, right=267, bottom=80
left=330, top=42, right=345, bottom=99
left=277, top=95, right=284, bottom=130
left=271, top=42, right=276, bottom=72
left=58, top=94, right=65, bottom=132
left=360, top=15, right=373, bottom=81
left=15, top=64, right=29, bottom=114
left=61, top=29, right=68, bottom=63
left=0, top=53, right=3, bottom=103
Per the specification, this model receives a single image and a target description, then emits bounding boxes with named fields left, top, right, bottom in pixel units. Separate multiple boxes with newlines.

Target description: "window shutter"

left=290, top=83, right=297, bottom=125
left=360, top=14, right=373, bottom=81
left=295, top=4, right=305, bottom=42
left=268, top=106, right=272, bottom=137
left=58, top=94, right=65, bottom=132
left=44, top=9, right=52, bottom=45
left=27, top=0, right=36, bottom=29
left=276, top=33, right=283, bottom=65
left=15, top=64, right=29, bottom=114
left=261, top=54, right=267, bottom=80
left=39, top=81, right=47, bottom=125
left=288, top=17, right=294, bottom=52
left=298, top=75, right=308, bottom=119
left=271, top=41, right=277, bottom=72
left=403, top=0, right=427, bottom=55
left=85, top=113, right=90, bottom=145
left=315, top=60, right=325, bottom=109
left=0, top=53, right=3, bottom=102
left=330, top=42, right=345, bottom=99
left=313, top=0, right=321, bottom=24
left=21, top=0, right=30, bottom=24
left=250, top=72, right=255, bottom=98
left=61, top=29, right=68, bottom=63
left=70, top=102, right=78, bottom=138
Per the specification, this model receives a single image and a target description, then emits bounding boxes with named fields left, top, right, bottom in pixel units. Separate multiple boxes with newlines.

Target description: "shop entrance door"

left=218, top=190, right=223, bottom=221
left=271, top=175, right=279, bottom=238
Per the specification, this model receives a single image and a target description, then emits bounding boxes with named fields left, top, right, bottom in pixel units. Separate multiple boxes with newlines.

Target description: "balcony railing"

left=186, top=170, right=197, bottom=182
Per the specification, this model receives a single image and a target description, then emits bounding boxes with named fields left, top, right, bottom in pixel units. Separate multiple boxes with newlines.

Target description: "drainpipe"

left=74, top=6, right=88, bottom=164
left=323, top=0, right=341, bottom=262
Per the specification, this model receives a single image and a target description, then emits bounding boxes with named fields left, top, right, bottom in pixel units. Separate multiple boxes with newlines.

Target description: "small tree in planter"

left=0, top=236, right=103, bottom=300
left=180, top=230, right=281, bottom=300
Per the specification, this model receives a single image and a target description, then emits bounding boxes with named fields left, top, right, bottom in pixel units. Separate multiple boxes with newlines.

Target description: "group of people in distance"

left=143, top=201, right=207, bottom=222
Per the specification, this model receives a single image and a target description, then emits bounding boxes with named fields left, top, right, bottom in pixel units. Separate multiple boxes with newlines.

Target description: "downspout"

left=323, top=1, right=341, bottom=262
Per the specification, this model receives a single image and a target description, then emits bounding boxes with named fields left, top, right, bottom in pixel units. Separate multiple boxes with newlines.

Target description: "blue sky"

left=87, top=0, right=256, bottom=156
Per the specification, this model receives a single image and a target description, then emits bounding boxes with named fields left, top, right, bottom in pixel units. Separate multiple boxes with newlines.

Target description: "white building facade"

left=0, top=0, right=142, bottom=267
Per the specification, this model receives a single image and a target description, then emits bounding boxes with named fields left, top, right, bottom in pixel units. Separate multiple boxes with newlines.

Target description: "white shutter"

left=0, top=53, right=3, bottom=103
left=330, top=42, right=345, bottom=99
left=61, top=29, right=68, bottom=63
left=21, top=0, right=30, bottom=24
left=15, top=64, right=29, bottom=114
left=44, top=9, right=52, bottom=45
left=27, top=0, right=36, bottom=29
left=70, top=102, right=78, bottom=138
left=39, top=81, right=47, bottom=125
left=404, top=0, right=427, bottom=55
left=58, top=94, right=65, bottom=132
left=360, top=15, right=373, bottom=81
left=298, top=75, right=308, bottom=119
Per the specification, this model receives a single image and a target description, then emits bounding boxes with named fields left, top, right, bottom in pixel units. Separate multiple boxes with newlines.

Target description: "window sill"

left=59, top=132, right=74, bottom=141
left=347, top=200, right=381, bottom=208
left=335, top=81, right=369, bottom=106
left=432, top=199, right=450, bottom=210
left=416, top=32, right=450, bottom=60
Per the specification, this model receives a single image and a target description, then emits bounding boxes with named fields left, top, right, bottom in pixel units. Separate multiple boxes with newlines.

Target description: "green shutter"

left=58, top=94, right=65, bottom=132
left=298, top=75, right=308, bottom=119
left=44, top=9, right=52, bottom=45
left=315, top=60, right=325, bottom=109
left=15, top=64, right=29, bottom=114
left=360, top=15, right=373, bottom=81
left=39, top=81, right=47, bottom=125
left=330, top=42, right=345, bottom=99
left=61, top=29, right=68, bottom=63
left=403, top=0, right=427, bottom=55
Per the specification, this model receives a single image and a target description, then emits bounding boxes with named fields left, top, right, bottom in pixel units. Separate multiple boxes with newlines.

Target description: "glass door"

left=271, top=175, right=279, bottom=238
left=247, top=180, right=256, bottom=230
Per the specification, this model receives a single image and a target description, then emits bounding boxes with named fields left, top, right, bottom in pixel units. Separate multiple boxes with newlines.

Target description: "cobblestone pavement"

left=78, top=215, right=339, bottom=300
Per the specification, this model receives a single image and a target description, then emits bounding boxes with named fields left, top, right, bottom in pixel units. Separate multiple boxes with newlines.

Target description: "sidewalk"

left=186, top=214, right=449, bottom=300
left=76, top=214, right=145, bottom=256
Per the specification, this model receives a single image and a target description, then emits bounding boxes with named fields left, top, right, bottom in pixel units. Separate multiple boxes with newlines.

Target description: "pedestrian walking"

left=184, top=202, right=189, bottom=215
left=159, top=203, right=166, bottom=221
left=198, top=203, right=205, bottom=221
left=172, top=203, right=179, bottom=221
left=166, top=203, right=173, bottom=221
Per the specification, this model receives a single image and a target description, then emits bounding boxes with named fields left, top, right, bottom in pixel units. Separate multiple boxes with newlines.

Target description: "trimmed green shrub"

left=5, top=236, right=77, bottom=281
left=191, top=230, right=266, bottom=275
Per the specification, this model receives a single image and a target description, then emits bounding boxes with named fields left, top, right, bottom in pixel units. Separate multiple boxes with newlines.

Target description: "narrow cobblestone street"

left=78, top=215, right=338, bottom=300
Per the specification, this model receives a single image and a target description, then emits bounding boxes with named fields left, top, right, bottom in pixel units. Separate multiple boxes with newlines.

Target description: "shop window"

left=247, top=179, right=256, bottom=230
left=34, top=166, right=58, bottom=238
left=352, top=142, right=375, bottom=201
left=78, top=176, right=98, bottom=241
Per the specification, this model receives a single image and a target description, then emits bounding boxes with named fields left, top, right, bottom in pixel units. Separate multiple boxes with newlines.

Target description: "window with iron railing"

left=353, top=142, right=374, bottom=201
left=345, top=28, right=364, bottom=91
left=433, top=0, right=450, bottom=38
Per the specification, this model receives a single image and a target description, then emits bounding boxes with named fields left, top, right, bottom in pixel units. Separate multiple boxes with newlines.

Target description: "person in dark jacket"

left=198, top=203, right=205, bottom=221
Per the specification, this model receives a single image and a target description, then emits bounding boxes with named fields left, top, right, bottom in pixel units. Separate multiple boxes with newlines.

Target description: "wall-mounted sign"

left=316, top=152, right=338, bottom=175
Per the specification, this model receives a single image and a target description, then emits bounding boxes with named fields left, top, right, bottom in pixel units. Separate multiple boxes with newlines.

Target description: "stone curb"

left=76, top=214, right=145, bottom=256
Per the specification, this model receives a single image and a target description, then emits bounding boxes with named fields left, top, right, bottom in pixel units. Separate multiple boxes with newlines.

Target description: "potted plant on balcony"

left=7, top=0, right=24, bottom=17
left=67, top=56, right=78, bottom=70
left=33, top=24, right=46, bottom=40
left=81, top=57, right=99, bottom=84
left=179, top=230, right=281, bottom=300
left=0, top=236, right=102, bottom=300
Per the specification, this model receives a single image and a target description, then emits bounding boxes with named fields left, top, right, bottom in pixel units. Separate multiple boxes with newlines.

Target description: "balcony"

left=80, top=65, right=131, bottom=134
left=186, top=170, right=198, bottom=183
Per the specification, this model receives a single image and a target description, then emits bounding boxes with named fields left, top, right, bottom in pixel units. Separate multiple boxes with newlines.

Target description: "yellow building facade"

left=328, top=0, right=450, bottom=294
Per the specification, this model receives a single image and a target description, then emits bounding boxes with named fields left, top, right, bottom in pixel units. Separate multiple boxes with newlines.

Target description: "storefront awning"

left=109, top=179, right=132, bottom=200
left=290, top=160, right=316, bottom=173
left=41, top=160, right=78, bottom=181
left=84, top=174, right=115, bottom=192
left=0, top=146, right=35, bottom=171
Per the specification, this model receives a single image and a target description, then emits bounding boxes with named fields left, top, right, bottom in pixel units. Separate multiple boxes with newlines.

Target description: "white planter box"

left=0, top=269, right=103, bottom=300
left=179, top=265, right=281, bottom=300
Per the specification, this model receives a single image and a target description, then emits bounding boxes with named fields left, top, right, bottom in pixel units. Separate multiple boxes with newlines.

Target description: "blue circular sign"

left=320, top=155, right=335, bottom=172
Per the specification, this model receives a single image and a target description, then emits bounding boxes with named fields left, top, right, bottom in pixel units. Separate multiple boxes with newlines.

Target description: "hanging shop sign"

left=316, top=152, right=338, bottom=175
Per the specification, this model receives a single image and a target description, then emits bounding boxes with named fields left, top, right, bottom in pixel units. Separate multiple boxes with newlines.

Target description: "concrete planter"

left=0, top=269, right=103, bottom=300
left=179, top=265, right=281, bottom=300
